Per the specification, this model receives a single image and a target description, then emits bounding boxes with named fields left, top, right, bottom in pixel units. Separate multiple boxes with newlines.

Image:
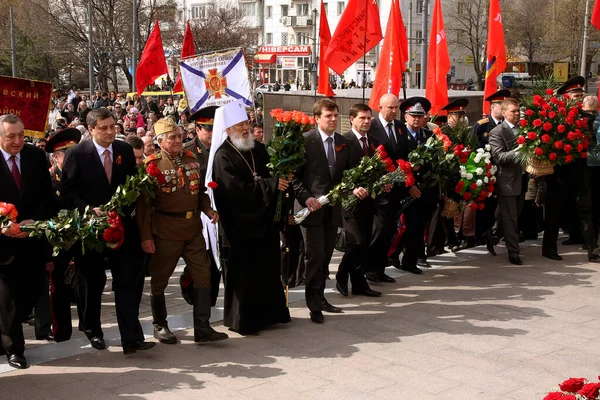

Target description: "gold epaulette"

left=477, top=117, right=489, bottom=125
left=143, top=153, right=161, bottom=165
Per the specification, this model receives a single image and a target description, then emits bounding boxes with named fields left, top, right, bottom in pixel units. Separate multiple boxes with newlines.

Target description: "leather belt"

left=155, top=209, right=198, bottom=219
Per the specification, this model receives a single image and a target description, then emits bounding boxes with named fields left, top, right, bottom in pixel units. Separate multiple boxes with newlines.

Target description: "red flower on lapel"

left=370, top=142, right=376, bottom=150
left=115, top=154, right=122, bottom=165
left=334, top=143, right=346, bottom=152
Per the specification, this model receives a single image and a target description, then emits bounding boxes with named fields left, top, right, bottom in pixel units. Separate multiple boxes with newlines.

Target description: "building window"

left=241, top=3, right=255, bottom=16
left=281, top=32, right=288, bottom=45
left=154, top=6, right=176, bottom=22
left=281, top=5, right=288, bottom=16
left=297, top=3, right=309, bottom=16
left=266, top=32, right=273, bottom=44
left=457, top=1, right=466, bottom=16
left=297, top=32, right=310, bottom=45
left=191, top=5, right=208, bottom=19
left=337, top=1, right=344, bottom=15
left=416, top=30, right=423, bottom=42
left=416, top=0, right=424, bottom=14
left=266, top=5, right=272, bottom=18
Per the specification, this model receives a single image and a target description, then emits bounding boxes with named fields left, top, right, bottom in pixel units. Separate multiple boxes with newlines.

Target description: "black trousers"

left=336, top=214, right=371, bottom=292
left=48, top=250, right=77, bottom=342
left=301, top=219, right=337, bottom=312
left=280, top=224, right=305, bottom=288
left=74, top=244, right=145, bottom=348
left=367, top=198, right=398, bottom=274
left=543, top=173, right=596, bottom=257
left=590, top=166, right=600, bottom=244
left=395, top=193, right=437, bottom=268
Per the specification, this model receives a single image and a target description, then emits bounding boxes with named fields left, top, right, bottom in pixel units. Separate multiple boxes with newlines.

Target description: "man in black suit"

left=0, top=114, right=55, bottom=369
left=489, top=97, right=524, bottom=265
left=61, top=108, right=155, bottom=354
left=365, top=94, right=402, bottom=283
left=336, top=104, right=383, bottom=298
left=293, top=99, right=356, bottom=323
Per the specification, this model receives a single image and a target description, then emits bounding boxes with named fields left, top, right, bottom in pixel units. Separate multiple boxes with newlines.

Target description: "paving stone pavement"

left=2, top=238, right=600, bottom=399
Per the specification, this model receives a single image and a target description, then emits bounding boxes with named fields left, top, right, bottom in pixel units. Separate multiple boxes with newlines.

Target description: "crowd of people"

left=0, top=75, right=598, bottom=371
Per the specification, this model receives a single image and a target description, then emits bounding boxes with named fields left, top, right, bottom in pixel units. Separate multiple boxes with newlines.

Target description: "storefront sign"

left=282, top=58, right=297, bottom=69
left=257, top=46, right=311, bottom=56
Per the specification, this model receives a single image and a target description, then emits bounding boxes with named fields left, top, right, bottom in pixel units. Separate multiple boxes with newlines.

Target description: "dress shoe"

left=153, top=324, right=177, bottom=344
left=35, top=334, right=55, bottom=341
left=401, top=265, right=423, bottom=274
left=543, top=253, right=563, bottom=261
left=589, top=255, right=600, bottom=263
left=336, top=281, right=349, bottom=297
left=509, top=256, right=523, bottom=265
left=582, top=244, right=589, bottom=251
left=379, top=273, right=396, bottom=283
left=417, top=258, right=431, bottom=268
left=310, top=311, right=324, bottom=323
left=123, top=341, right=156, bottom=355
left=321, top=301, right=343, bottom=313
left=365, top=272, right=382, bottom=283
left=228, top=327, right=260, bottom=336
left=388, top=257, right=402, bottom=269
left=90, top=337, right=106, bottom=350
left=7, top=354, right=27, bottom=369
left=353, top=288, right=382, bottom=297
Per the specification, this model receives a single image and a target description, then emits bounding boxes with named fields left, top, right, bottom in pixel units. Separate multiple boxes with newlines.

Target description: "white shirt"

left=505, top=120, right=518, bottom=136
left=1, top=148, right=20, bottom=173
left=353, top=129, right=368, bottom=147
left=379, top=114, right=395, bottom=132
left=318, top=128, right=336, bottom=161
left=491, top=116, right=502, bottom=126
left=93, top=138, right=113, bottom=163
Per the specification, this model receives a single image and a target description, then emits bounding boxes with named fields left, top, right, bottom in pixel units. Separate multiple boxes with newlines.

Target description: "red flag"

left=592, top=0, right=600, bottom=30
left=425, top=0, right=450, bottom=116
left=173, top=21, right=195, bottom=93
left=318, top=0, right=335, bottom=97
left=368, top=0, right=408, bottom=109
left=324, top=0, right=383, bottom=75
left=483, top=0, right=507, bottom=114
left=136, top=20, right=168, bottom=96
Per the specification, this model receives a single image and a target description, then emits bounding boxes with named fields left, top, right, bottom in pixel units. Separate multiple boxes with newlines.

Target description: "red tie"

left=10, top=155, right=20, bottom=190
left=103, top=149, right=112, bottom=183
left=360, top=137, right=369, bottom=156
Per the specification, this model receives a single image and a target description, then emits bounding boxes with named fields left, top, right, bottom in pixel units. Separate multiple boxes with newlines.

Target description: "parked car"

left=254, top=84, right=274, bottom=100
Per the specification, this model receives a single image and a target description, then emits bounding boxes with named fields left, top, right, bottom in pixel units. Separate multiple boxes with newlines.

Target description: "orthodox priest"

left=211, top=99, right=291, bottom=335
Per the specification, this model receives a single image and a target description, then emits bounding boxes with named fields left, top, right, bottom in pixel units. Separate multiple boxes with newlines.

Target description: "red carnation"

left=470, top=183, right=478, bottom=191
left=533, top=119, right=543, bottom=127
left=539, top=110, right=547, bottom=118
left=534, top=147, right=543, bottom=157
left=559, top=378, right=586, bottom=392
left=567, top=131, right=577, bottom=141
left=577, top=143, right=584, bottom=152
left=378, top=150, right=388, bottom=159
left=0, top=202, right=18, bottom=222
left=207, top=181, right=218, bottom=189
left=545, top=88, right=554, bottom=95
left=527, top=132, right=537, bottom=140
left=565, top=154, right=573, bottom=163
left=557, top=124, right=566, bottom=133
left=582, top=151, right=588, bottom=159
left=519, top=119, right=528, bottom=127
left=525, top=109, right=534, bottom=117
left=146, top=163, right=165, bottom=185
left=548, top=111, right=557, bottom=119
left=463, top=192, right=472, bottom=200
left=386, top=164, right=396, bottom=173
left=541, top=394, right=564, bottom=400
left=455, top=181, right=465, bottom=193
left=469, top=203, right=478, bottom=211
left=554, top=140, right=563, bottom=150
left=376, top=144, right=386, bottom=153
left=478, top=202, right=485, bottom=210
left=542, top=122, right=553, bottom=132
left=405, top=176, right=415, bottom=187
left=549, top=152, right=557, bottom=161
left=517, top=136, right=526, bottom=145
left=577, top=383, right=600, bottom=399
left=563, top=144, right=572, bottom=153
left=541, top=134, right=551, bottom=143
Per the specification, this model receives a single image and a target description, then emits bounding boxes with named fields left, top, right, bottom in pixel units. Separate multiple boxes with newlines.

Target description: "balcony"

left=280, top=16, right=313, bottom=27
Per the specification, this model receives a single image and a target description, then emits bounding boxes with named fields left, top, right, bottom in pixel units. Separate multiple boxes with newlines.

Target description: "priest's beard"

left=231, top=133, right=255, bottom=151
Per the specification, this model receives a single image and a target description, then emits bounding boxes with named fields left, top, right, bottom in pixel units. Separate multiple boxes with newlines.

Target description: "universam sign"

left=0, top=76, right=53, bottom=138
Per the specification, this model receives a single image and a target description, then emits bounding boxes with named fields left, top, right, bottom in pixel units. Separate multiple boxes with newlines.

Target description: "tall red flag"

left=318, top=0, right=335, bottom=97
left=483, top=0, right=507, bottom=114
left=592, top=0, right=600, bottom=30
left=136, top=20, right=168, bottom=96
left=368, top=0, right=408, bottom=109
left=425, top=0, right=450, bottom=116
left=173, top=21, right=195, bottom=93
left=324, top=0, right=383, bottom=75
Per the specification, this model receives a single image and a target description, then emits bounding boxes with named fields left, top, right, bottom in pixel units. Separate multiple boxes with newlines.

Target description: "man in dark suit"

left=336, top=103, right=383, bottom=298
left=0, top=114, right=55, bottom=369
left=365, top=93, right=402, bottom=283
left=61, top=108, right=155, bottom=354
left=489, top=97, right=524, bottom=265
left=293, top=99, right=356, bottom=323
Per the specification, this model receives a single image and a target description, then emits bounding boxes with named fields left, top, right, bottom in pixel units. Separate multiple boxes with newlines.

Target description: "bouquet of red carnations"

left=516, top=89, right=590, bottom=175
left=454, top=144, right=496, bottom=210
left=544, top=376, right=600, bottom=400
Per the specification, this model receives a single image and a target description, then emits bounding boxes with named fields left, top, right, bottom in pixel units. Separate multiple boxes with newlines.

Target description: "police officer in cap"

left=440, top=98, right=469, bottom=133
left=472, top=89, right=511, bottom=147
left=137, top=118, right=228, bottom=344
left=45, top=128, right=81, bottom=342
left=557, top=76, right=586, bottom=100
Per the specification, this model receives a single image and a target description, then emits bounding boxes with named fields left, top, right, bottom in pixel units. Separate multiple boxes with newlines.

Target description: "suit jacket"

left=0, top=144, right=55, bottom=264
left=293, top=129, right=358, bottom=226
left=342, top=131, right=379, bottom=217
left=472, top=117, right=502, bottom=147
left=368, top=117, right=404, bottom=161
left=489, top=121, right=523, bottom=196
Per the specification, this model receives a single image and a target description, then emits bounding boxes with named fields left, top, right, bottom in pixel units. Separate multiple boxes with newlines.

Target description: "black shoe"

left=519, top=232, right=526, bottom=243
left=321, top=300, right=343, bottom=313
left=417, top=258, right=431, bottom=268
left=35, top=334, right=55, bottom=341
left=352, top=288, right=382, bottom=297
left=90, top=337, right=106, bottom=350
left=336, top=281, right=348, bottom=297
left=228, top=327, right=260, bottom=336
left=379, top=273, right=396, bottom=283
left=582, top=244, right=589, bottom=251
left=123, top=340, right=156, bottom=355
left=194, top=327, right=229, bottom=342
left=388, top=258, right=402, bottom=269
left=310, top=311, right=324, bottom=323
left=365, top=272, right=381, bottom=283
left=153, top=324, right=177, bottom=344
left=509, top=256, right=523, bottom=265
left=486, top=241, right=497, bottom=256
left=7, top=354, right=27, bottom=369
left=543, top=253, right=563, bottom=261
left=589, top=255, right=600, bottom=263
left=401, top=265, right=423, bottom=275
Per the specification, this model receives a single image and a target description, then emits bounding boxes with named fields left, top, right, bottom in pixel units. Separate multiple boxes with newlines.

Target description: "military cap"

left=441, top=98, right=469, bottom=114
left=190, top=106, right=218, bottom=130
left=154, top=118, right=179, bottom=136
left=485, top=89, right=511, bottom=104
left=45, top=128, right=81, bottom=153
left=557, top=76, right=585, bottom=95
left=433, top=115, right=447, bottom=125
left=400, top=97, right=431, bottom=115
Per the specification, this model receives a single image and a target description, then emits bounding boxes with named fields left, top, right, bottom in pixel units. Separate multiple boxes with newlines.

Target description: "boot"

left=193, top=288, right=228, bottom=343
left=150, top=295, right=177, bottom=344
